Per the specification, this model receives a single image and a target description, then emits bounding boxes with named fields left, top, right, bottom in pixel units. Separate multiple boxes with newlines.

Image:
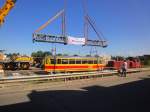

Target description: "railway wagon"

left=129, top=60, right=141, bottom=68
left=43, top=56, right=106, bottom=73
left=106, top=60, right=141, bottom=70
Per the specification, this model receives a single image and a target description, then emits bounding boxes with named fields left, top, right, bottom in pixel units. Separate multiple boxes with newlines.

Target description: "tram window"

left=94, top=60, right=98, bottom=64
left=57, top=59, right=61, bottom=64
left=62, top=59, right=68, bottom=64
left=82, top=60, right=88, bottom=64
left=69, top=59, right=75, bottom=64
left=76, top=60, right=81, bottom=64
left=51, top=59, right=54, bottom=64
left=88, top=60, right=93, bottom=64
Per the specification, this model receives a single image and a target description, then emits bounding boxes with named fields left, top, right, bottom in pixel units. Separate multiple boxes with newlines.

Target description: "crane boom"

left=0, top=0, right=17, bottom=25
left=34, top=9, right=65, bottom=33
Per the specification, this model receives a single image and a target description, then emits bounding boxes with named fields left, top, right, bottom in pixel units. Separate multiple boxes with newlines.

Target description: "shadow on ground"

left=33, top=71, right=49, bottom=75
left=0, top=76, right=150, bottom=112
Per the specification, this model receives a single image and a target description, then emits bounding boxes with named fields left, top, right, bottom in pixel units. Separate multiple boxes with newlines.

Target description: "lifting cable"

left=82, top=0, right=107, bottom=43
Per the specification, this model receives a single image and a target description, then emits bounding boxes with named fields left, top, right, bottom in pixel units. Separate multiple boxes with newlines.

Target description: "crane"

left=33, top=0, right=108, bottom=47
left=0, top=0, right=107, bottom=47
left=0, top=0, right=17, bottom=25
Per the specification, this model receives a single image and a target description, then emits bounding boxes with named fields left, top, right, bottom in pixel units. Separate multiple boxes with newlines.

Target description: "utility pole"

left=51, top=45, right=56, bottom=74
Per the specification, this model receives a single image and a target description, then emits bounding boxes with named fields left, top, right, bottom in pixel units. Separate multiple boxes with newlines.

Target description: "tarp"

left=67, top=36, right=85, bottom=45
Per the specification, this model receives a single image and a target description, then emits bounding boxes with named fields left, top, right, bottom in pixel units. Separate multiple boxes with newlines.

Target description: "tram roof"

left=45, top=56, right=101, bottom=59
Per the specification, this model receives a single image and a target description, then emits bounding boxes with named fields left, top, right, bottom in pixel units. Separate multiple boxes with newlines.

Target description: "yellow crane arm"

left=0, top=0, right=16, bottom=25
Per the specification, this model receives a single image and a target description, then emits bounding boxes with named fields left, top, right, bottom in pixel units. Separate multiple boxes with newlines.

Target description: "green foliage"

left=111, top=56, right=125, bottom=60
left=138, top=56, right=144, bottom=61
left=86, top=55, right=91, bottom=57
left=94, top=54, right=99, bottom=57
left=63, top=54, right=68, bottom=56
left=31, top=51, right=52, bottom=57
left=73, top=54, right=78, bottom=56
left=57, top=53, right=63, bottom=56
left=6, top=53, right=20, bottom=57
left=43, top=51, right=52, bottom=56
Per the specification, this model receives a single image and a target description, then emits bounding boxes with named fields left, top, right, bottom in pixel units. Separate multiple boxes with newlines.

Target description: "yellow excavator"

left=0, top=0, right=16, bottom=25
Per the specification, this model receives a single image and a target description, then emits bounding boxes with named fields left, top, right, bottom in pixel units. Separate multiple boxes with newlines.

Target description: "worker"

left=121, top=60, right=128, bottom=77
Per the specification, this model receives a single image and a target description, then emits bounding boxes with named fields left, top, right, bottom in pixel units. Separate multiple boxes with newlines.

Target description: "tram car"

left=43, top=56, right=106, bottom=73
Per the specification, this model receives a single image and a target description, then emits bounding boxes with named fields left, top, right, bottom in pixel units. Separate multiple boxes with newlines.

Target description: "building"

left=143, top=55, right=150, bottom=65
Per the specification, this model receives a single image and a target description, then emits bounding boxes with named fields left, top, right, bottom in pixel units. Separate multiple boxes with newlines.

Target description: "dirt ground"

left=0, top=71, right=150, bottom=112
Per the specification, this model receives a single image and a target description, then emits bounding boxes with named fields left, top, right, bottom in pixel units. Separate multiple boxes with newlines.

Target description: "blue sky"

left=0, top=0, right=150, bottom=56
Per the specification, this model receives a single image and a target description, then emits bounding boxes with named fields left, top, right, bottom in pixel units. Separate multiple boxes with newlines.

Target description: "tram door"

left=50, top=58, right=56, bottom=73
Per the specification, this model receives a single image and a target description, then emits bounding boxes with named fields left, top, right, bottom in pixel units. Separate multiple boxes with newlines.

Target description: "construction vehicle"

left=0, top=52, right=5, bottom=70
left=0, top=52, right=33, bottom=70
left=0, top=0, right=33, bottom=70
left=0, top=0, right=17, bottom=25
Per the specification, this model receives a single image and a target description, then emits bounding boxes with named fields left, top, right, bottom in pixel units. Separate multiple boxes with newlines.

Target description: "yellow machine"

left=0, top=0, right=16, bottom=25
left=0, top=54, right=33, bottom=70
left=6, top=55, right=33, bottom=70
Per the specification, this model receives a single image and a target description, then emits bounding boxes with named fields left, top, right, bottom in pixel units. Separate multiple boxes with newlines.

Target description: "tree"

left=57, top=53, right=63, bottom=56
left=6, top=53, right=20, bottom=57
left=31, top=52, right=37, bottom=57
left=43, top=51, right=52, bottom=57
left=63, top=54, right=68, bottom=56
left=36, top=51, right=44, bottom=57
left=31, top=51, right=52, bottom=57
left=73, top=54, right=78, bottom=57
left=112, top=56, right=125, bottom=61
left=94, top=54, right=99, bottom=57
left=86, top=54, right=91, bottom=57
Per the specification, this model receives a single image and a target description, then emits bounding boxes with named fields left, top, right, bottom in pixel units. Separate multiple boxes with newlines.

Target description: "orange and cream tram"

left=43, top=56, right=106, bottom=73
